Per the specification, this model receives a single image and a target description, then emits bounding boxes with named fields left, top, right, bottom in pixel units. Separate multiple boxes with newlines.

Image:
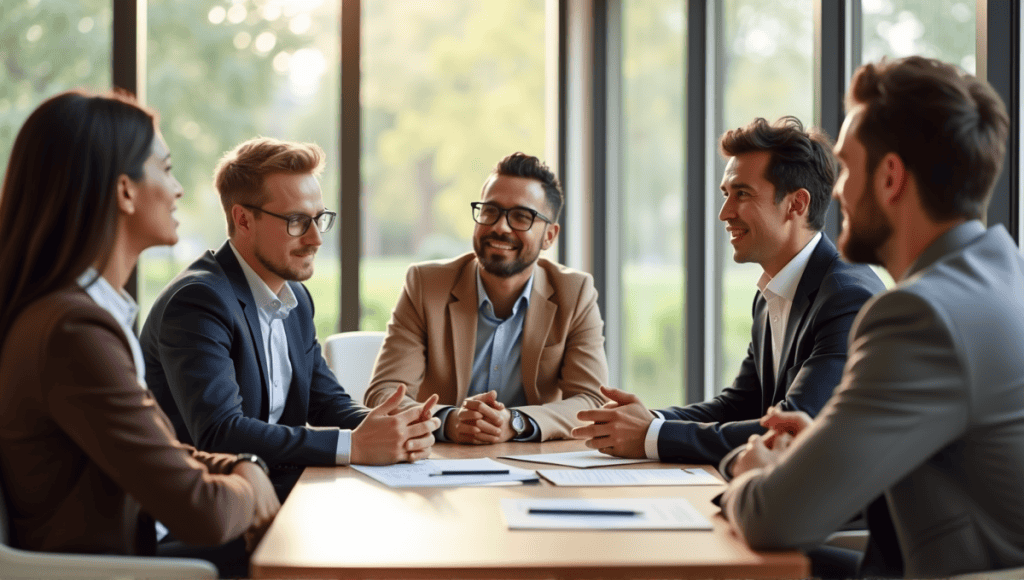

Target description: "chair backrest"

left=321, top=331, right=386, bottom=405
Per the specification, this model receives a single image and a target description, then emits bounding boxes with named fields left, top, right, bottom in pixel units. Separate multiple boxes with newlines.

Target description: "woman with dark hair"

left=0, top=90, right=278, bottom=569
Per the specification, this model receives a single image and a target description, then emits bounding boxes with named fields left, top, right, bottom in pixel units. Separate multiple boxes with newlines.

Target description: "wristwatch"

left=232, top=453, right=270, bottom=476
left=510, top=409, right=527, bottom=438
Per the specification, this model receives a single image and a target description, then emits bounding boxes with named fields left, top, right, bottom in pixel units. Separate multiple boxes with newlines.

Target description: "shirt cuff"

left=652, top=410, right=665, bottom=419
left=335, top=429, right=352, bottom=464
left=433, top=406, right=456, bottom=442
left=644, top=418, right=664, bottom=460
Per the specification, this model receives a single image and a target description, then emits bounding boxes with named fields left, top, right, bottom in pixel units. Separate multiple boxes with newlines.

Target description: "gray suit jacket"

left=722, top=221, right=1024, bottom=578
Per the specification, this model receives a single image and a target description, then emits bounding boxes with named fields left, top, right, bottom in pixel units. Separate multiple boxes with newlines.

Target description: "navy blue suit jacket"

left=141, top=242, right=368, bottom=468
left=657, top=235, right=884, bottom=464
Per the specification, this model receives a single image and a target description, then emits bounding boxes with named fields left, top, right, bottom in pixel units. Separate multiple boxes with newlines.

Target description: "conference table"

left=250, top=439, right=809, bottom=579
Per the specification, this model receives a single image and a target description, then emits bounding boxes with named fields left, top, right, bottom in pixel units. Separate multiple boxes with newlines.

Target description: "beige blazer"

left=366, top=253, right=608, bottom=440
left=0, top=287, right=256, bottom=555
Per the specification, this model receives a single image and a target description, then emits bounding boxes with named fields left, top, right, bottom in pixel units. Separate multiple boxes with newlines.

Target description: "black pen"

left=428, top=469, right=511, bottom=476
left=527, top=508, right=641, bottom=517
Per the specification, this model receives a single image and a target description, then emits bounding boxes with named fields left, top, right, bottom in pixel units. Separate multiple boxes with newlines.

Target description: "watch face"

left=511, top=410, right=526, bottom=434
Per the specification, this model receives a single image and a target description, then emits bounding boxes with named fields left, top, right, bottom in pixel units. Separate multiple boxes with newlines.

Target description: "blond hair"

left=213, top=137, right=325, bottom=235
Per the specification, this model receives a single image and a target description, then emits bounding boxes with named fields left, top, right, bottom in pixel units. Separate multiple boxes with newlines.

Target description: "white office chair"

left=0, top=475, right=217, bottom=580
left=321, top=330, right=387, bottom=405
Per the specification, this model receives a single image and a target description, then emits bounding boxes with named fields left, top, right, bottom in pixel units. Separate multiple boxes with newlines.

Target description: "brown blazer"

left=366, top=253, right=608, bottom=440
left=0, top=287, right=256, bottom=555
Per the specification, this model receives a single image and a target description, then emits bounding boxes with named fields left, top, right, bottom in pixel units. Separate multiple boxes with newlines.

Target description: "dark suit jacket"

left=656, top=235, right=885, bottom=464
left=0, top=287, right=255, bottom=555
left=141, top=242, right=368, bottom=470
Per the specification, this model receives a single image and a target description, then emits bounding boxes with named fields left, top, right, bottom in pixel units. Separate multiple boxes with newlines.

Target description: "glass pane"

left=620, top=0, right=686, bottom=407
left=142, top=0, right=340, bottom=341
left=862, top=0, right=976, bottom=74
left=0, top=0, right=111, bottom=174
left=361, top=0, right=547, bottom=330
left=718, top=0, right=814, bottom=391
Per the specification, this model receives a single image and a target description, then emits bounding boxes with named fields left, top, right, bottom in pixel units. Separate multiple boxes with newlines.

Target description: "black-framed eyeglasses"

left=470, top=202, right=552, bottom=232
left=242, top=204, right=337, bottom=237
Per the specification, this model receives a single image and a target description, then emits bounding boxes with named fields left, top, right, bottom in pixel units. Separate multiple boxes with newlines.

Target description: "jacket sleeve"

left=515, top=273, right=608, bottom=440
left=721, top=290, right=967, bottom=550
left=151, top=281, right=342, bottom=466
left=657, top=277, right=877, bottom=464
left=45, top=310, right=256, bottom=547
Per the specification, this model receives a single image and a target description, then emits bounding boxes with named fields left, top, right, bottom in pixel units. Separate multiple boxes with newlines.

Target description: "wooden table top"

left=250, top=439, right=809, bottom=579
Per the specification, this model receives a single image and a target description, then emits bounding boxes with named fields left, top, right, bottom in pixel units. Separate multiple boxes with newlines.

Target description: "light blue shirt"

left=436, top=269, right=541, bottom=442
left=228, top=243, right=351, bottom=464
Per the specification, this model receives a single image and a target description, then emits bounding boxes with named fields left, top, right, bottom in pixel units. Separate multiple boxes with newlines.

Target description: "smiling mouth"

left=726, top=227, right=748, bottom=241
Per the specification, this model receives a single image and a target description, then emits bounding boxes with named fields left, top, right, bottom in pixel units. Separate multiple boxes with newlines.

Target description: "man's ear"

left=231, top=204, right=251, bottom=235
left=116, top=174, right=137, bottom=215
left=787, top=188, right=810, bottom=221
left=541, top=221, right=560, bottom=251
left=876, top=152, right=907, bottom=206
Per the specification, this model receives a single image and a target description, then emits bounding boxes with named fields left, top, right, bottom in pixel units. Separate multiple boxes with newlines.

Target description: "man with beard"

left=722, top=56, right=1024, bottom=579
left=365, top=152, right=606, bottom=443
left=142, top=138, right=440, bottom=500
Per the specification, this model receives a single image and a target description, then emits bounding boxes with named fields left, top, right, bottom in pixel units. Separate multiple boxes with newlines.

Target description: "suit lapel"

left=215, top=243, right=272, bottom=416
left=522, top=265, right=556, bottom=404
left=449, top=261, right=479, bottom=403
left=776, top=235, right=838, bottom=383
left=281, top=294, right=310, bottom=426
left=754, top=294, right=774, bottom=397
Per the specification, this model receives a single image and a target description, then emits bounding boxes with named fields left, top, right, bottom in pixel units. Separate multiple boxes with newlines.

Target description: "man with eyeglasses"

left=365, top=152, right=607, bottom=444
left=142, top=137, right=440, bottom=500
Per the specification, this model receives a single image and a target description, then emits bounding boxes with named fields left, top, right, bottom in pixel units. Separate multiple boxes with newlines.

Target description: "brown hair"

left=846, top=56, right=1009, bottom=221
left=719, top=116, right=837, bottom=231
left=494, top=152, right=564, bottom=221
left=213, top=137, right=325, bottom=235
left=0, top=89, right=156, bottom=344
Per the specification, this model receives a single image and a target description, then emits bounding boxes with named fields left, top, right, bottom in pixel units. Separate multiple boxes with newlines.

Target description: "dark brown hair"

left=494, top=152, right=563, bottom=221
left=719, top=116, right=837, bottom=231
left=213, top=137, right=325, bottom=236
left=0, top=89, right=156, bottom=343
left=846, top=56, right=1009, bottom=221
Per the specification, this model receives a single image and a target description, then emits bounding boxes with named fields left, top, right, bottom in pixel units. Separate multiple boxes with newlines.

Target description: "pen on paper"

left=527, top=509, right=641, bottom=517
left=428, top=469, right=511, bottom=476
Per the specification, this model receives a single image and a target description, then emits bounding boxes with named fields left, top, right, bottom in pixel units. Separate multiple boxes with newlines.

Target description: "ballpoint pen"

left=428, top=469, right=511, bottom=476
left=527, top=508, right=641, bottom=516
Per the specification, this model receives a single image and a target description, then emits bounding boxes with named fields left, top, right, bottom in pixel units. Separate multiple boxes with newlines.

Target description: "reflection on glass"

left=142, top=0, right=340, bottom=340
left=862, top=0, right=976, bottom=73
left=719, top=0, right=813, bottom=391
left=0, top=1, right=111, bottom=174
left=620, top=0, right=686, bottom=407
left=360, top=0, right=546, bottom=331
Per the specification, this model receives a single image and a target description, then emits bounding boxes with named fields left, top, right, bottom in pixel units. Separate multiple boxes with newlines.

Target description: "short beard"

left=473, top=233, right=537, bottom=278
left=839, top=182, right=892, bottom=266
left=255, top=245, right=316, bottom=282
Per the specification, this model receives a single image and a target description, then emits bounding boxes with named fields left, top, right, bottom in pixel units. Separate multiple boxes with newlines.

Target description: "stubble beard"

left=255, top=244, right=317, bottom=282
left=839, top=182, right=892, bottom=266
left=473, top=233, right=538, bottom=278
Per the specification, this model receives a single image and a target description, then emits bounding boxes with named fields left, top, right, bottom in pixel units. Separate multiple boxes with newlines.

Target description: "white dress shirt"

left=229, top=243, right=351, bottom=463
left=642, top=232, right=823, bottom=460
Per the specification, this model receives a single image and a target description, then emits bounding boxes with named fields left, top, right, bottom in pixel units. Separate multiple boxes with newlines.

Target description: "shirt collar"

left=76, top=268, right=139, bottom=329
left=757, top=231, right=822, bottom=302
left=476, top=267, right=535, bottom=319
left=228, top=241, right=298, bottom=318
left=902, top=220, right=987, bottom=281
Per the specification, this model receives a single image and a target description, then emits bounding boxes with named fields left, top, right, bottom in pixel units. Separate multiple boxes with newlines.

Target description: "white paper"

left=537, top=468, right=721, bottom=487
left=352, top=458, right=538, bottom=488
left=501, top=497, right=713, bottom=530
left=500, top=450, right=657, bottom=468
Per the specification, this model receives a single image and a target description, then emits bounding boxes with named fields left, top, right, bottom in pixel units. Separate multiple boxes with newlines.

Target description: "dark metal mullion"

left=978, top=0, right=1020, bottom=243
left=591, top=0, right=609, bottom=355
left=685, top=0, right=709, bottom=404
left=557, top=0, right=570, bottom=261
left=813, top=0, right=855, bottom=242
left=113, top=0, right=143, bottom=302
left=340, top=0, right=361, bottom=331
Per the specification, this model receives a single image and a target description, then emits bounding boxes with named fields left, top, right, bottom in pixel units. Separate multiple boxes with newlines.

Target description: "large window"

left=359, top=0, right=548, bottom=330
left=862, top=0, right=976, bottom=73
left=716, top=0, right=813, bottom=390
left=141, top=0, right=340, bottom=339
left=0, top=0, right=111, bottom=174
left=618, top=0, right=686, bottom=407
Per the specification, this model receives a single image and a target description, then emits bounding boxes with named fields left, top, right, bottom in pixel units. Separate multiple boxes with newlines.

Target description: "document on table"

left=500, top=449, right=657, bottom=468
left=501, top=497, right=713, bottom=530
left=537, top=468, right=722, bottom=487
left=352, top=458, right=538, bottom=488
